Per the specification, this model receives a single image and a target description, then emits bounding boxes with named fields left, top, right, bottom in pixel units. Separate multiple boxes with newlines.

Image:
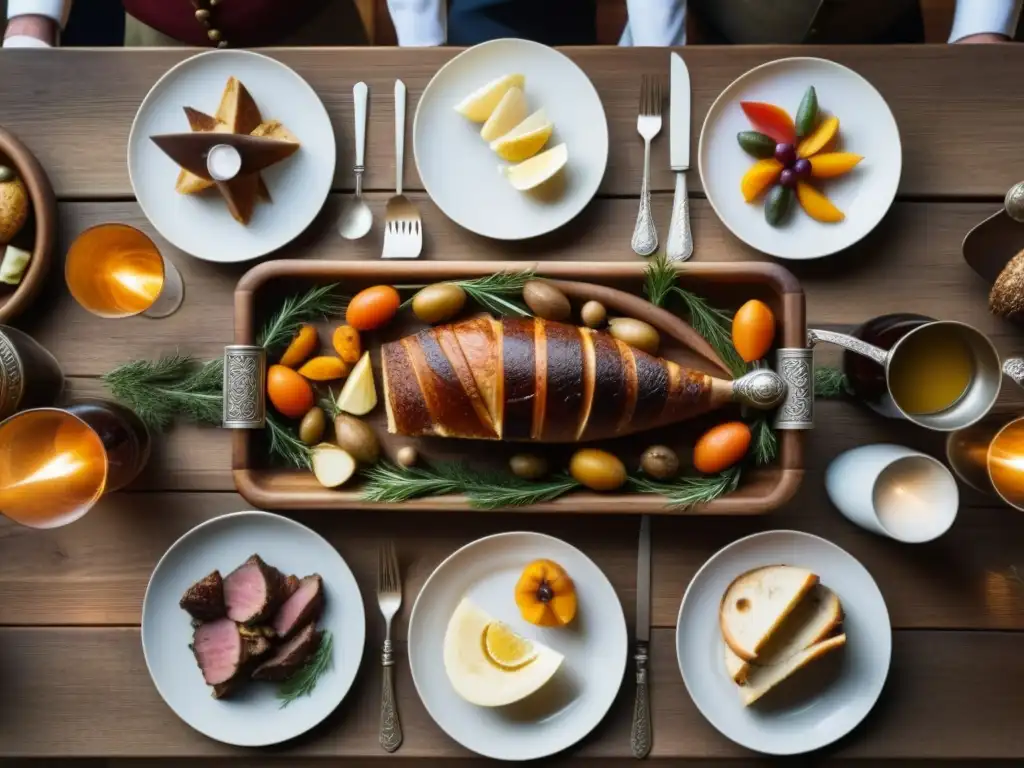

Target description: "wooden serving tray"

left=231, top=261, right=806, bottom=515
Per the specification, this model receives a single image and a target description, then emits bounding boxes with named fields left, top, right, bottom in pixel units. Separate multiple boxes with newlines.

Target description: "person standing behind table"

left=383, top=0, right=1021, bottom=46
left=3, top=0, right=368, bottom=49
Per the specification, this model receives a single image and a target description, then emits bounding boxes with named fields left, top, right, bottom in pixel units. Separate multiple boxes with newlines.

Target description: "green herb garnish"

left=258, top=283, right=348, bottom=353
left=814, top=366, right=850, bottom=399
left=397, top=270, right=534, bottom=317
left=266, top=413, right=312, bottom=469
left=277, top=630, right=333, bottom=708
left=630, top=466, right=742, bottom=510
left=751, top=417, right=779, bottom=466
left=103, top=354, right=223, bottom=432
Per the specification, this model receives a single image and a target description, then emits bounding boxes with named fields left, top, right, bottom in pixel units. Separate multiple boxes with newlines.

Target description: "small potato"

left=510, top=453, right=549, bottom=480
left=569, top=448, right=627, bottom=492
left=523, top=280, right=571, bottom=322
left=580, top=300, right=607, bottom=328
left=607, top=317, right=660, bottom=356
left=396, top=446, right=418, bottom=467
left=640, top=445, right=680, bottom=480
left=334, top=413, right=380, bottom=464
left=298, top=407, right=326, bottom=445
left=412, top=283, right=467, bottom=324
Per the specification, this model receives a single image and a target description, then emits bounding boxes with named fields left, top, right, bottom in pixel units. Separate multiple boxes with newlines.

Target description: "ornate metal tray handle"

left=774, top=347, right=814, bottom=430
left=222, top=345, right=266, bottom=429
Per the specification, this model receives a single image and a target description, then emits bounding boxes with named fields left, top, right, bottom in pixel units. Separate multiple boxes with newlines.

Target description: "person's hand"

left=3, top=14, right=58, bottom=46
left=955, top=32, right=1010, bottom=44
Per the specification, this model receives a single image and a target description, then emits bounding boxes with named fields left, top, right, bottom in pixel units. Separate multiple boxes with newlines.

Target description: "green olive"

left=333, top=413, right=380, bottom=464
left=412, top=283, right=467, bottom=324
left=569, top=448, right=627, bottom=492
left=0, top=166, right=14, bottom=183
left=510, top=453, right=549, bottom=480
left=607, top=317, right=660, bottom=356
left=396, top=445, right=418, bottom=467
left=298, top=407, right=326, bottom=445
left=640, top=445, right=680, bottom=480
left=580, top=300, right=607, bottom=328
left=523, top=280, right=571, bottom=322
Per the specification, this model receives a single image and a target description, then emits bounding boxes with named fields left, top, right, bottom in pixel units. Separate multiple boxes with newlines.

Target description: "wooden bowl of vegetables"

left=0, top=126, right=56, bottom=324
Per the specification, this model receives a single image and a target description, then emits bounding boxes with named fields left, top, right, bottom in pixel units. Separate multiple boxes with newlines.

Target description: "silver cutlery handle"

left=630, top=642, right=651, bottom=758
left=379, top=638, right=402, bottom=752
left=631, top=139, right=658, bottom=256
left=394, top=80, right=406, bottom=196
left=353, top=82, right=368, bottom=194
left=666, top=170, right=693, bottom=261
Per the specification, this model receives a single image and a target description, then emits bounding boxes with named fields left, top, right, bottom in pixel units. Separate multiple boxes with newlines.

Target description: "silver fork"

left=377, top=542, right=403, bottom=752
left=631, top=75, right=663, bottom=257
left=382, top=79, right=423, bottom=259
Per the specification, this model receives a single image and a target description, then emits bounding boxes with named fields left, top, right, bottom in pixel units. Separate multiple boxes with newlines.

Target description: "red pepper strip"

left=740, top=102, right=796, bottom=145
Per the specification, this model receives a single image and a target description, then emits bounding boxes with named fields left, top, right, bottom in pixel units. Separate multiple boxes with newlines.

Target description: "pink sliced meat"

left=192, top=618, right=242, bottom=686
left=252, top=623, right=323, bottom=682
left=223, top=554, right=286, bottom=625
left=272, top=574, right=324, bottom=639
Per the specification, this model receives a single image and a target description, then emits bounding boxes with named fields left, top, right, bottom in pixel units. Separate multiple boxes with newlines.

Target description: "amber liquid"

left=65, top=224, right=165, bottom=318
left=0, top=400, right=151, bottom=528
left=887, top=325, right=975, bottom=415
left=986, top=419, right=1024, bottom=510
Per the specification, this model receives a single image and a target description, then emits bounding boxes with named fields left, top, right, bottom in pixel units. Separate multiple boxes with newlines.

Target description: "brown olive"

left=522, top=280, right=571, bottom=322
left=333, top=413, right=380, bottom=464
left=395, top=445, right=418, bottom=467
left=607, top=317, right=660, bottom=355
left=510, top=453, right=549, bottom=480
left=569, top=448, right=627, bottom=491
left=412, top=283, right=467, bottom=324
left=640, top=445, right=680, bottom=480
left=580, top=300, right=607, bottom=328
left=298, top=407, right=326, bottom=445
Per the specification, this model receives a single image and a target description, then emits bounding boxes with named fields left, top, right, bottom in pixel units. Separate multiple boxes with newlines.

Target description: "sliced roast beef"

left=272, top=574, right=324, bottom=639
left=252, top=623, right=323, bottom=682
left=282, top=574, right=300, bottom=599
left=179, top=570, right=225, bottom=621
left=223, top=554, right=286, bottom=625
left=192, top=618, right=243, bottom=686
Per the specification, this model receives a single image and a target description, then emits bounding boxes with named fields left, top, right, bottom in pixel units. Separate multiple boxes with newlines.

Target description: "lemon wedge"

left=505, top=143, right=568, bottom=191
left=480, top=86, right=528, bottom=142
left=336, top=351, right=377, bottom=416
left=490, top=109, right=553, bottom=162
left=484, top=621, right=538, bottom=670
left=454, top=74, right=525, bottom=123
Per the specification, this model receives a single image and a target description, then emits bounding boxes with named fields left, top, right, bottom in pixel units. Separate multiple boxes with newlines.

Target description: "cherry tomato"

left=731, top=299, right=776, bottom=363
left=266, top=364, right=315, bottom=418
left=346, top=285, right=401, bottom=331
left=693, top=421, right=751, bottom=474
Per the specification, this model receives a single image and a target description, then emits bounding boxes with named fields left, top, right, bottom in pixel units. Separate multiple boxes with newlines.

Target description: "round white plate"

left=141, top=510, right=365, bottom=747
left=414, top=38, right=608, bottom=240
left=699, top=57, right=901, bottom=260
left=676, top=530, right=891, bottom=755
left=128, top=50, right=336, bottom=263
left=408, top=531, right=627, bottom=761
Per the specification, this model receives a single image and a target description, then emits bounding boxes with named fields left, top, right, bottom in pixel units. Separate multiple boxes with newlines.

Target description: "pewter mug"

left=808, top=321, right=1019, bottom=432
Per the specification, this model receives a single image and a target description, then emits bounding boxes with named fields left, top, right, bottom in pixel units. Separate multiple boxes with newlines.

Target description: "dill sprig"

left=642, top=252, right=679, bottom=308
left=361, top=461, right=580, bottom=510
left=277, top=630, right=333, bottom=708
left=751, top=417, right=778, bottom=465
left=630, top=466, right=742, bottom=510
left=102, top=354, right=223, bottom=432
left=397, top=270, right=534, bottom=317
left=258, top=283, right=348, bottom=352
left=266, top=413, right=312, bottom=469
left=814, top=366, right=851, bottom=399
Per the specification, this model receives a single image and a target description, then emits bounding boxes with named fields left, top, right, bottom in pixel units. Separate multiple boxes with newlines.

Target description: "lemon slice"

left=480, top=86, right=528, bottom=142
left=490, top=109, right=553, bottom=162
left=336, top=351, right=377, bottom=416
left=505, top=143, right=568, bottom=191
left=454, top=74, right=525, bottom=123
left=483, top=621, right=537, bottom=670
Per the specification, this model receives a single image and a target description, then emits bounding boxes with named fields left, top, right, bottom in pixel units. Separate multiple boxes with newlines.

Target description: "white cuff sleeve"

left=949, top=0, right=1022, bottom=41
left=386, top=0, right=445, bottom=46
left=3, top=33, right=51, bottom=47
left=620, top=0, right=687, bottom=46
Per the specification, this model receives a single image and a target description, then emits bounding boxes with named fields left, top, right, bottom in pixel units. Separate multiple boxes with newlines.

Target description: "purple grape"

left=779, top=168, right=797, bottom=189
left=793, top=158, right=812, bottom=179
left=774, top=143, right=796, bottom=167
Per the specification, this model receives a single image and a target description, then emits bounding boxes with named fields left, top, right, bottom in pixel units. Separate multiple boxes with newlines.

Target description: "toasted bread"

left=736, top=633, right=846, bottom=706
left=724, top=583, right=843, bottom=683
left=216, top=77, right=262, bottom=135
left=175, top=107, right=232, bottom=195
left=719, top=565, right=819, bottom=662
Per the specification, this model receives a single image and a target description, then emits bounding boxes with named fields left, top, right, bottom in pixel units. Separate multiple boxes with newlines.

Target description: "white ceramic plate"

left=699, top=57, right=901, bottom=260
left=141, top=510, right=365, bottom=747
left=414, top=38, right=608, bottom=240
left=408, top=531, right=627, bottom=761
left=676, top=530, right=891, bottom=755
left=128, top=50, right=336, bottom=263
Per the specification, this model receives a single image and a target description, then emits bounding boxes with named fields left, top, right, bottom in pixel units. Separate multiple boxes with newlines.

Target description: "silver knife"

left=631, top=514, right=652, bottom=759
left=666, top=52, right=693, bottom=261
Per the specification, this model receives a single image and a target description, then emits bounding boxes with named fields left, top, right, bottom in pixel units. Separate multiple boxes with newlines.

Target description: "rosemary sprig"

left=277, top=630, right=333, bottom=708
left=102, top=354, right=223, bottom=432
left=397, top=270, right=534, bottom=317
left=258, top=283, right=348, bottom=352
left=361, top=461, right=580, bottom=509
left=642, top=252, right=679, bottom=309
left=751, top=417, right=778, bottom=466
left=630, top=466, right=742, bottom=510
left=266, top=413, right=312, bottom=469
left=814, top=366, right=851, bottom=399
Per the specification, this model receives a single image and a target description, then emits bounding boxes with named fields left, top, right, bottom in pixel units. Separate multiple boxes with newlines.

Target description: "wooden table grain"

left=0, top=45, right=1023, bottom=765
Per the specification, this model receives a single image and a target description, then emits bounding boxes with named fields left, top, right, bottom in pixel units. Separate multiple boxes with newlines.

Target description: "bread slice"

left=736, top=633, right=846, bottom=706
left=725, top=583, right=842, bottom=684
left=719, top=565, right=819, bottom=662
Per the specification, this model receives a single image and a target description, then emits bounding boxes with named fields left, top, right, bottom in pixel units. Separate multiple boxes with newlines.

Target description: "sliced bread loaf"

left=719, top=565, right=819, bottom=662
left=737, top=633, right=847, bottom=706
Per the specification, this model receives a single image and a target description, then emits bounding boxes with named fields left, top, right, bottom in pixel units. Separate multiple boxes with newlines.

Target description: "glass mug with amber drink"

left=947, top=414, right=1024, bottom=511
left=0, top=398, right=151, bottom=528
left=65, top=223, right=183, bottom=318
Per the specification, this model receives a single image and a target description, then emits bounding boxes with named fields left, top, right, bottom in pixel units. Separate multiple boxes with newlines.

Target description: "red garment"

left=121, top=0, right=328, bottom=47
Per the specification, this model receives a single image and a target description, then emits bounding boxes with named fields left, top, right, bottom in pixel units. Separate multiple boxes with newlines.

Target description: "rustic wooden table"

left=1, top=45, right=1023, bottom=766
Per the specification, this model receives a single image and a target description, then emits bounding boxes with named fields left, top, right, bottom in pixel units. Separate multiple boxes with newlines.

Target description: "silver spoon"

left=1005, top=180, right=1024, bottom=223
left=339, top=81, right=373, bottom=240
